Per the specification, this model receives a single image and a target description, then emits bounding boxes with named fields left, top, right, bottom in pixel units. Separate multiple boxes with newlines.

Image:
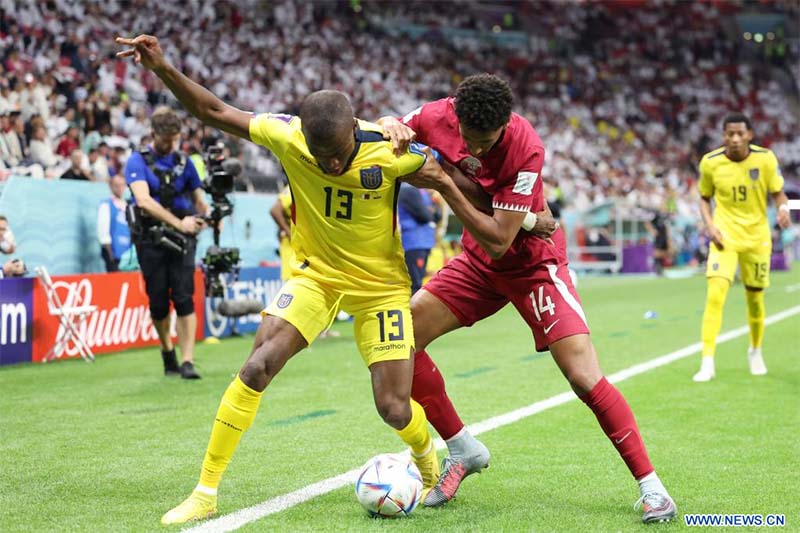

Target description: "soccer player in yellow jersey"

left=694, top=113, right=792, bottom=382
left=116, top=34, right=442, bottom=524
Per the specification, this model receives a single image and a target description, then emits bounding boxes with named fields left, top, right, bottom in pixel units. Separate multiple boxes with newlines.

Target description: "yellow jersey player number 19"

left=694, top=112, right=792, bottom=382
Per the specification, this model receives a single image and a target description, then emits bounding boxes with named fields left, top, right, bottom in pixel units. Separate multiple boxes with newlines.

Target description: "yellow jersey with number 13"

left=698, top=144, right=783, bottom=251
left=250, top=113, right=427, bottom=296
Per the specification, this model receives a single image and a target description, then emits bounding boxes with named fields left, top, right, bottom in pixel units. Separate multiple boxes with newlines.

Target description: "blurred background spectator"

left=0, top=0, right=797, bottom=268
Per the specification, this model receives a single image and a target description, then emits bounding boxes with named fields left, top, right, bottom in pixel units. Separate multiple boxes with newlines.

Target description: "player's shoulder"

left=508, top=112, right=544, bottom=149
left=700, top=146, right=726, bottom=164
left=412, top=98, right=454, bottom=124
left=748, top=144, right=776, bottom=163
left=356, top=119, right=387, bottom=142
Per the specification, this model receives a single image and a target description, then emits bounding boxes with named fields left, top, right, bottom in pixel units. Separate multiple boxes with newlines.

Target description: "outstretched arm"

left=116, top=35, right=252, bottom=140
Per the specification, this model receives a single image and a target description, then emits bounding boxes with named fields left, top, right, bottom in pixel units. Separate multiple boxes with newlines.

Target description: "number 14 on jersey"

left=530, top=286, right=556, bottom=321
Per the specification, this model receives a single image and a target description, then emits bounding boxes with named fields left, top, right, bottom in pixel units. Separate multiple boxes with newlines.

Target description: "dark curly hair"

left=723, top=112, right=752, bottom=130
left=454, top=74, right=513, bottom=132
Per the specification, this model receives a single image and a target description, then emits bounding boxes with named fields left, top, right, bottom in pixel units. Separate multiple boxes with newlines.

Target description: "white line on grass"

left=786, top=284, right=800, bottom=293
left=186, top=304, right=800, bottom=533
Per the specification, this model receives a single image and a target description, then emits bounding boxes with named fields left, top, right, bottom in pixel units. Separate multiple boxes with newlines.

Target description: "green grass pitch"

left=2, top=271, right=798, bottom=531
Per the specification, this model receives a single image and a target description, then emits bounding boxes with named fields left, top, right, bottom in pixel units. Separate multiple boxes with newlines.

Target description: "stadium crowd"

left=1, top=0, right=797, bottom=260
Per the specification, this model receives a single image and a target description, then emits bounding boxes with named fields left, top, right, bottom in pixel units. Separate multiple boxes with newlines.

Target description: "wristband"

left=521, top=212, right=538, bottom=231
left=779, top=204, right=790, bottom=213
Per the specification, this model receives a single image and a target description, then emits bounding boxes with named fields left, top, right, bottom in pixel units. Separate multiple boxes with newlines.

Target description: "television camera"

left=201, top=142, right=242, bottom=297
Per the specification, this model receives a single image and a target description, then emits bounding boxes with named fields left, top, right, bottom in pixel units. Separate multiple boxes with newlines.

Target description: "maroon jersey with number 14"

left=401, top=97, right=587, bottom=352
left=401, top=97, right=567, bottom=273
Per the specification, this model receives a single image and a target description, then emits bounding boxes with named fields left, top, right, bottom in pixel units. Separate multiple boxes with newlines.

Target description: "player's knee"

left=554, top=341, right=602, bottom=395
left=172, top=295, right=195, bottom=316
left=565, top=368, right=601, bottom=397
left=375, top=395, right=411, bottom=429
left=744, top=285, right=763, bottom=293
left=149, top=300, right=170, bottom=322
left=241, top=340, right=283, bottom=385
left=706, top=277, right=729, bottom=307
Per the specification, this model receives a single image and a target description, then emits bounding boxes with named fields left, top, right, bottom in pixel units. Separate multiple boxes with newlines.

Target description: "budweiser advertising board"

left=31, top=270, right=204, bottom=362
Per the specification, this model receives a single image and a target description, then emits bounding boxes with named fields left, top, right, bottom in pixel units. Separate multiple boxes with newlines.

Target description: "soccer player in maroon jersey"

left=381, top=74, right=676, bottom=523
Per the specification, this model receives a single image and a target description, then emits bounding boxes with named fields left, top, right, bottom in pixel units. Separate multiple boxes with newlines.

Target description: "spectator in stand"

left=0, top=215, right=25, bottom=278
left=88, top=144, right=110, bottom=181
left=97, top=175, right=132, bottom=272
left=28, top=123, right=61, bottom=172
left=3, top=112, right=27, bottom=166
left=0, top=215, right=17, bottom=256
left=60, top=148, right=93, bottom=180
left=55, top=125, right=81, bottom=157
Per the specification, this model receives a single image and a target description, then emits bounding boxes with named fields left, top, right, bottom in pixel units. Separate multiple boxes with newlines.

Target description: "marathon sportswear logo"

left=513, top=171, right=538, bottom=195
left=276, top=293, right=294, bottom=309
left=360, top=166, right=383, bottom=189
left=749, top=168, right=759, bottom=181
left=299, top=154, right=316, bottom=166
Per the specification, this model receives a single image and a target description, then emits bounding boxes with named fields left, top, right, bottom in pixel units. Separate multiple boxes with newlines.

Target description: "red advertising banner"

left=32, top=269, right=204, bottom=363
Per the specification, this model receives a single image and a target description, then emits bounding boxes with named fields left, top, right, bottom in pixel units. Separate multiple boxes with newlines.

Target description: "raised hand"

left=380, top=117, right=417, bottom=157
left=115, top=34, right=167, bottom=71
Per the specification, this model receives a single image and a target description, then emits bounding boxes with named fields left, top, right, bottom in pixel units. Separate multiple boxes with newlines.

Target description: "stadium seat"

left=34, top=266, right=96, bottom=363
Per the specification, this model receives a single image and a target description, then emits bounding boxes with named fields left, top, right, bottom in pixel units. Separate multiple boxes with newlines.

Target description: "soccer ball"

left=355, top=453, right=423, bottom=517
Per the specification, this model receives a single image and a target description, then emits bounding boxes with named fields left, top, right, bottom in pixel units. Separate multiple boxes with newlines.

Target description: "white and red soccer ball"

left=355, top=453, right=423, bottom=517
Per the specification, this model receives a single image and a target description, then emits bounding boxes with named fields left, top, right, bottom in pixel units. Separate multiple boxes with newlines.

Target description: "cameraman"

left=125, top=107, right=209, bottom=379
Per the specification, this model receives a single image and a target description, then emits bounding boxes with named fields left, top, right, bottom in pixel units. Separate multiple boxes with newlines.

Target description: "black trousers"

left=100, top=246, right=119, bottom=272
left=136, top=239, right=197, bottom=320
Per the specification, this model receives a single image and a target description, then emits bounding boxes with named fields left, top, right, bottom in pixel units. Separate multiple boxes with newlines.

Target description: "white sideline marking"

left=786, top=284, right=800, bottom=293
left=186, top=305, right=800, bottom=532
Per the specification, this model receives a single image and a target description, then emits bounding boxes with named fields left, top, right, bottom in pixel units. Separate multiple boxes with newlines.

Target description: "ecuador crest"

left=360, top=166, right=383, bottom=190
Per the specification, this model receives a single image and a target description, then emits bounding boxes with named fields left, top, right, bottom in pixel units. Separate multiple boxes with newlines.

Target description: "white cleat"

left=693, top=356, right=715, bottom=382
left=748, top=347, right=767, bottom=376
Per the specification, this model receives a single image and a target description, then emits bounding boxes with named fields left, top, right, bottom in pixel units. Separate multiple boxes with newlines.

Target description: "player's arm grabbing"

left=405, top=149, right=527, bottom=259
left=115, top=35, right=252, bottom=140
left=382, top=116, right=556, bottom=241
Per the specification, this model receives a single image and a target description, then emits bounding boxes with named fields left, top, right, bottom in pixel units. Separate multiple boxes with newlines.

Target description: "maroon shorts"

left=422, top=253, right=590, bottom=352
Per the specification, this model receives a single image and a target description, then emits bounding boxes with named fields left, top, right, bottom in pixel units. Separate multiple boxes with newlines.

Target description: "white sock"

left=194, top=484, right=218, bottom=496
left=637, top=471, right=668, bottom=497
left=446, top=427, right=478, bottom=459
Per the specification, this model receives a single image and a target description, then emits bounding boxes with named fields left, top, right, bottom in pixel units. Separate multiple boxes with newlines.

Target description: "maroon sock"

left=411, top=350, right=464, bottom=440
left=580, top=377, right=654, bottom=479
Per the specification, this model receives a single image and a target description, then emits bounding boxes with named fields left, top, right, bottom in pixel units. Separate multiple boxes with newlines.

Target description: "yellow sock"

left=395, top=399, right=432, bottom=456
left=198, top=375, right=263, bottom=489
left=701, top=277, right=730, bottom=357
left=745, top=289, right=765, bottom=349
